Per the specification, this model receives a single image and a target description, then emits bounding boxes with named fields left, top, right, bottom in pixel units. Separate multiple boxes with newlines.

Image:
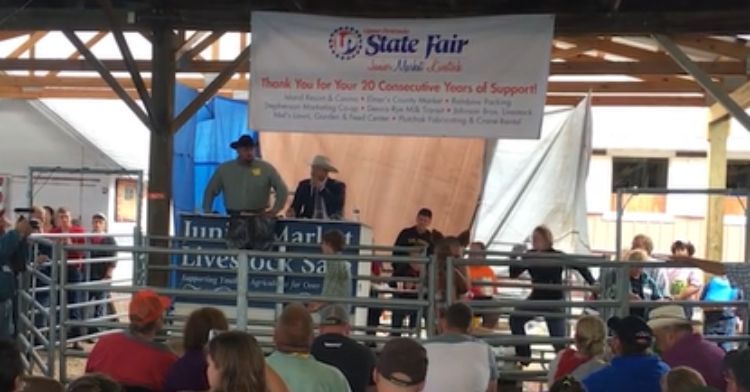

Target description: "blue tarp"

left=172, top=85, right=259, bottom=226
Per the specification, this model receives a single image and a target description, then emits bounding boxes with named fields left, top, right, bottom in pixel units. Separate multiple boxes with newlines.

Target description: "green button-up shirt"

left=202, top=158, right=289, bottom=214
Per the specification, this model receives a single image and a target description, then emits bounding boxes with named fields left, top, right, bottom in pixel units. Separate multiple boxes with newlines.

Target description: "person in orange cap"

left=85, top=290, right=177, bottom=392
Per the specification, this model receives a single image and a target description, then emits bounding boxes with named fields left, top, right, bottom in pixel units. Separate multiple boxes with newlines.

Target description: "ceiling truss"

left=0, top=30, right=748, bottom=106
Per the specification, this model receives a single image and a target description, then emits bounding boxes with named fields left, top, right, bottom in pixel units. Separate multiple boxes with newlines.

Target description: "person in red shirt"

left=86, top=290, right=177, bottom=392
left=49, top=207, right=86, bottom=341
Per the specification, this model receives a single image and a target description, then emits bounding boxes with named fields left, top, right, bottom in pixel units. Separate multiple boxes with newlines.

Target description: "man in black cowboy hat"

left=202, top=134, right=288, bottom=215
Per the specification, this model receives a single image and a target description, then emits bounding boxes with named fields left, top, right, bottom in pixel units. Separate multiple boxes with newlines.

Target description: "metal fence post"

left=616, top=262, right=630, bottom=318
left=236, top=251, right=249, bottom=331
left=426, top=255, right=437, bottom=338
left=615, top=189, right=624, bottom=261
left=48, top=244, right=59, bottom=379
left=744, top=189, right=750, bottom=263
left=58, top=246, right=68, bottom=382
left=446, top=257, right=455, bottom=308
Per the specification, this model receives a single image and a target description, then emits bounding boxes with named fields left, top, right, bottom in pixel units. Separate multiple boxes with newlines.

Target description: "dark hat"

left=377, top=338, right=428, bottom=387
left=230, top=135, right=256, bottom=149
left=319, top=304, right=349, bottom=326
left=608, top=315, right=653, bottom=348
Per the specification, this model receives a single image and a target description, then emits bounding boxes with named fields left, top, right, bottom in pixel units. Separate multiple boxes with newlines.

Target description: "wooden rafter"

left=0, top=57, right=745, bottom=76
left=176, top=31, right=209, bottom=60
left=8, top=32, right=47, bottom=59
left=176, top=31, right=224, bottom=63
left=47, top=31, right=107, bottom=78
left=0, top=31, right=32, bottom=41
left=709, top=80, right=750, bottom=123
left=0, top=75, right=708, bottom=94
left=557, top=36, right=672, bottom=62
left=672, top=35, right=750, bottom=60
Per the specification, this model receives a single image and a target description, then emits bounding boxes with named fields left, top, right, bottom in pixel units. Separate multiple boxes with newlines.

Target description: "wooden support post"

left=706, top=117, right=730, bottom=260
left=146, top=26, right=176, bottom=287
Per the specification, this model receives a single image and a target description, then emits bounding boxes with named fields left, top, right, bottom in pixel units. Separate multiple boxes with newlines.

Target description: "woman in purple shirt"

left=164, top=307, right=229, bottom=392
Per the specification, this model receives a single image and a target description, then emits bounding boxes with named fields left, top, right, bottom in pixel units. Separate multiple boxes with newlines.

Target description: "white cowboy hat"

left=647, top=305, right=701, bottom=330
left=310, top=155, right=338, bottom=173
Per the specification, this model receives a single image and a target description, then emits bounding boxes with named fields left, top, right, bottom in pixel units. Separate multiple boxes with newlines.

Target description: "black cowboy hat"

left=230, top=135, right=256, bottom=149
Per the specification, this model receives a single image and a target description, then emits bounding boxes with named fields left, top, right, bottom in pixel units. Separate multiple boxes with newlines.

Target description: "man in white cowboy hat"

left=287, top=155, right=346, bottom=220
left=648, top=305, right=726, bottom=390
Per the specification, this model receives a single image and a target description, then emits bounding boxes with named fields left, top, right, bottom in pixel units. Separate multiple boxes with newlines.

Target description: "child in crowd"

left=310, top=230, right=351, bottom=313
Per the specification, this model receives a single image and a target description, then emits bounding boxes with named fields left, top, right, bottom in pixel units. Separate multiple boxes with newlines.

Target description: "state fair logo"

left=329, top=26, right=362, bottom=60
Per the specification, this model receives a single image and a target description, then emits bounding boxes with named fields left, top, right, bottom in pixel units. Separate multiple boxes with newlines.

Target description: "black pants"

left=509, top=307, right=566, bottom=359
left=366, top=289, right=382, bottom=336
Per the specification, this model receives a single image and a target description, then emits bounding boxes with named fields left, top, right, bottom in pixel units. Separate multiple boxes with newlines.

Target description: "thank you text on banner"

left=249, top=12, right=554, bottom=139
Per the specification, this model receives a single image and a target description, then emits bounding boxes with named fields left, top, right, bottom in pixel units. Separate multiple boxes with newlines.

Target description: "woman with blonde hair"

left=207, top=331, right=288, bottom=392
left=510, top=225, right=597, bottom=364
left=547, top=315, right=608, bottom=385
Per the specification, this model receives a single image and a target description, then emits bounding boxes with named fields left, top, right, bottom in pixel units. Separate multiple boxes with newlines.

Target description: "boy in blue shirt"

left=583, top=316, right=669, bottom=392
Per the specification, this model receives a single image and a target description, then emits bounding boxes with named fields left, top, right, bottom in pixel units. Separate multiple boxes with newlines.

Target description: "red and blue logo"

left=329, top=27, right=362, bottom=60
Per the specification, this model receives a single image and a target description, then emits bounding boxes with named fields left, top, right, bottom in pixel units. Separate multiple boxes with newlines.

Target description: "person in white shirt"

left=423, top=303, right=498, bottom=392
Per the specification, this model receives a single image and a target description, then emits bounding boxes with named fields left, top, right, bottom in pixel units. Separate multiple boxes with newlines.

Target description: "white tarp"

left=473, top=96, right=593, bottom=253
left=249, top=12, right=554, bottom=138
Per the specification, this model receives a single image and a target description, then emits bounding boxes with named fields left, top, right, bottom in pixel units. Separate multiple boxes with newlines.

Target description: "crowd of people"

left=3, top=134, right=750, bottom=392
left=2, top=294, right=750, bottom=392
left=0, top=205, right=118, bottom=341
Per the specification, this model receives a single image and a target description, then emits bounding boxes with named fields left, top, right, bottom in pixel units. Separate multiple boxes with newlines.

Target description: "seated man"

left=648, top=305, right=726, bottom=391
left=86, top=290, right=176, bottom=392
left=311, top=305, right=376, bottom=392
left=287, top=155, right=346, bottom=220
left=423, top=303, right=497, bottom=392
left=374, top=338, right=428, bottom=392
left=268, top=303, right=351, bottom=392
left=582, top=316, right=669, bottom=392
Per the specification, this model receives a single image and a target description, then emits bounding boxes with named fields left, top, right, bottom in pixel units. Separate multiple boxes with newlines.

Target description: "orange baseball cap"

left=129, top=290, right=171, bottom=326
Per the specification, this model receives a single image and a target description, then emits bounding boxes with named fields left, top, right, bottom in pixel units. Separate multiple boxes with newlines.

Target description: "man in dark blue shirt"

left=583, top=316, right=669, bottom=392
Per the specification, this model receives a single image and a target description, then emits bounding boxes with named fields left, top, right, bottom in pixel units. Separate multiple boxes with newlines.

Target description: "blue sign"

left=172, top=214, right=361, bottom=306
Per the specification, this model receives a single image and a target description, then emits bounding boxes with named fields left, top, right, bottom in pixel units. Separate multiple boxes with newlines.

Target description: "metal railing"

left=13, top=238, right=750, bottom=385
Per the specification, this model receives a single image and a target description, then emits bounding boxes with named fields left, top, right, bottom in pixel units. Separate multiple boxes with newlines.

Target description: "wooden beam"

left=709, top=80, right=750, bottom=124
left=97, top=0, right=153, bottom=122
left=63, top=30, right=151, bottom=130
left=47, top=31, right=107, bottom=78
left=0, top=58, right=745, bottom=76
left=549, top=80, right=702, bottom=93
left=705, top=117, right=730, bottom=261
left=172, top=44, right=251, bottom=132
left=176, top=31, right=224, bottom=64
left=672, top=35, right=750, bottom=60
left=551, top=43, right=595, bottom=60
left=8, top=32, right=47, bottom=59
left=546, top=95, right=706, bottom=106
left=175, top=31, right=208, bottom=60
left=0, top=31, right=31, bottom=41
left=0, top=75, right=707, bottom=94
left=558, top=36, right=672, bottom=62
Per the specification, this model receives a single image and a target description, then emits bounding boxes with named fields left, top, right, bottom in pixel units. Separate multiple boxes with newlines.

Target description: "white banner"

left=249, top=12, right=554, bottom=139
